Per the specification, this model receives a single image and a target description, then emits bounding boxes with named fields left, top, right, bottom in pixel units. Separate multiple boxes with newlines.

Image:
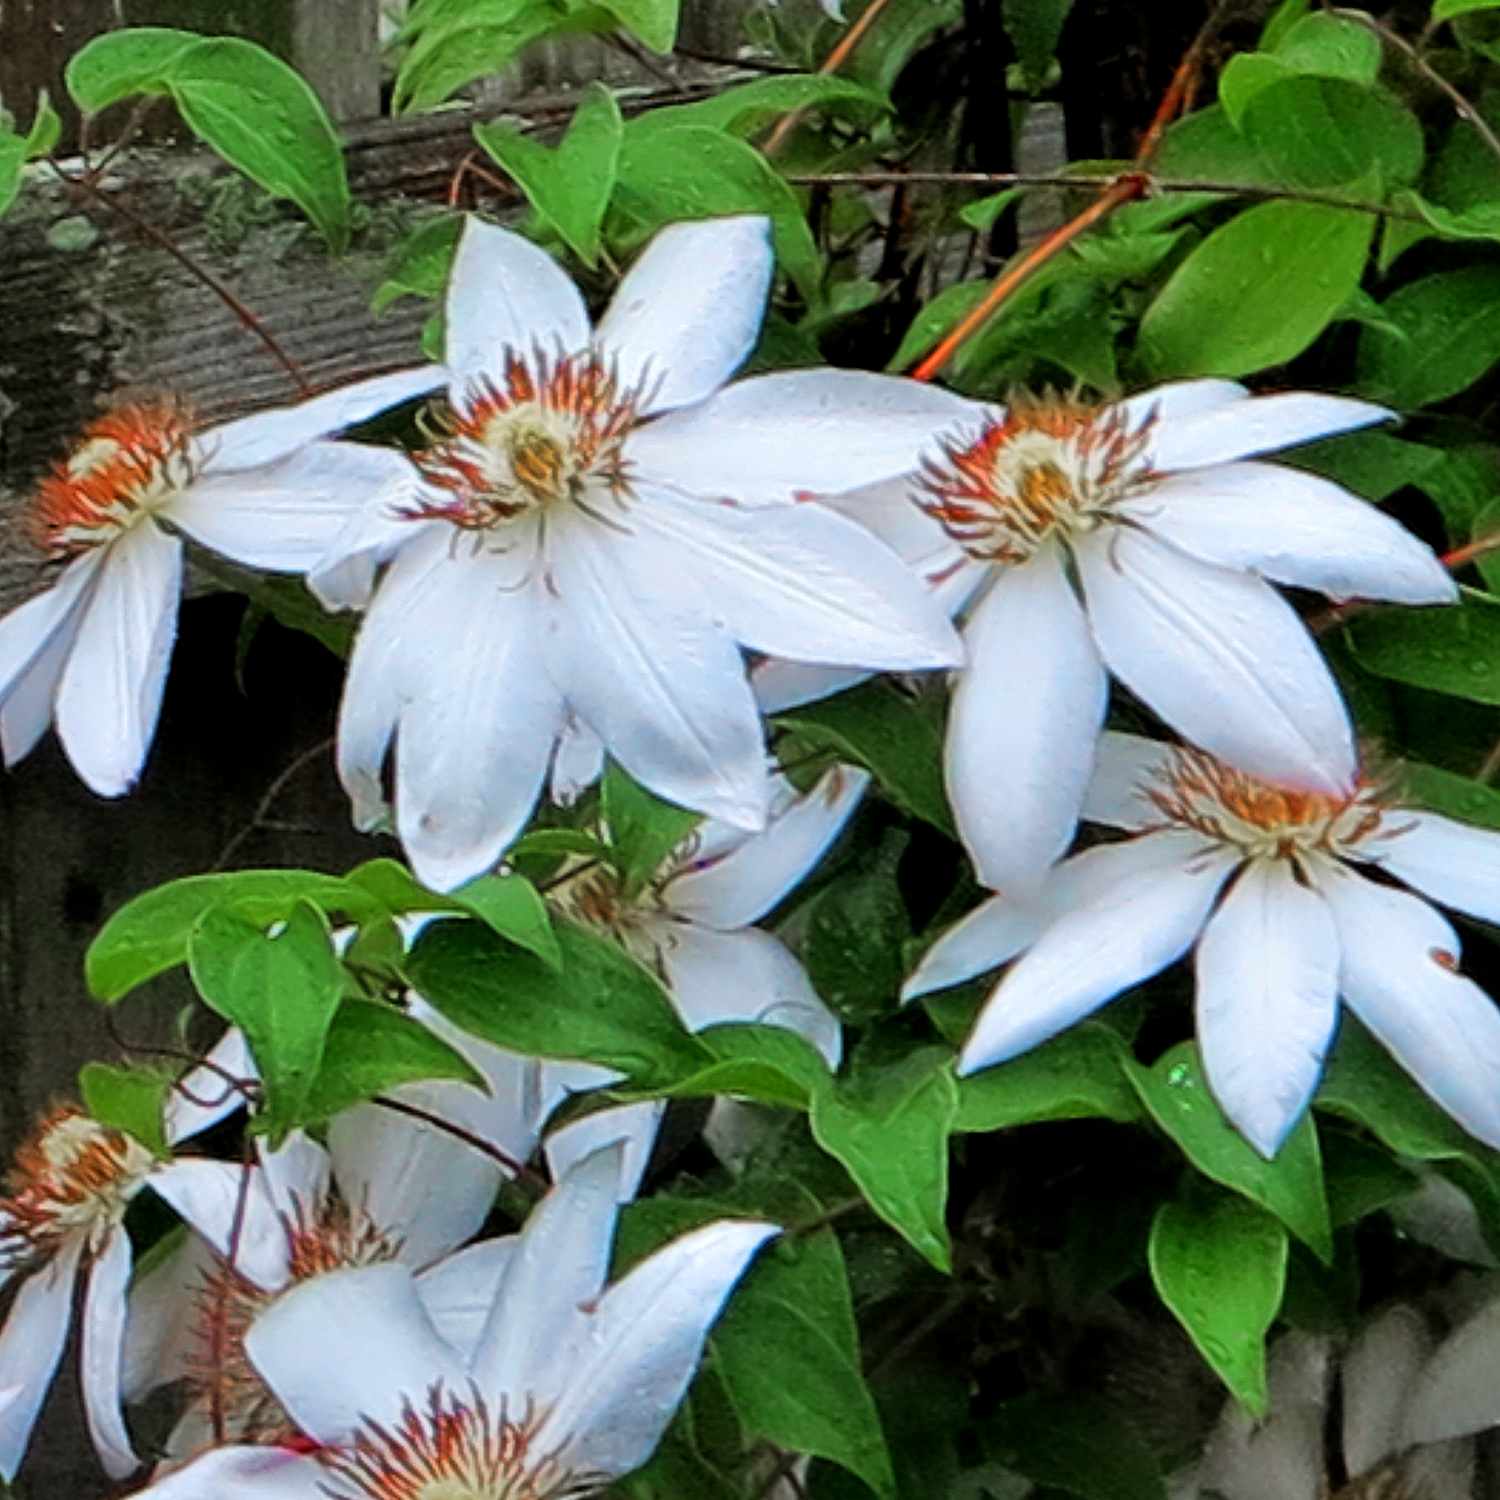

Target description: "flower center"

left=414, top=352, right=639, bottom=530
left=918, top=394, right=1153, bottom=564
left=323, top=1390, right=597, bottom=1500
left=1144, top=747, right=1386, bottom=865
left=37, top=404, right=197, bottom=558
left=0, top=1107, right=155, bottom=1267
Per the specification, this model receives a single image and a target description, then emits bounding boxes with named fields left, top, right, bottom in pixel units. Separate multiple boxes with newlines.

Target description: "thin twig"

left=212, top=738, right=336, bottom=872
left=209, top=1148, right=257, bottom=1445
left=1477, top=732, right=1500, bottom=784
left=368, top=1093, right=550, bottom=1193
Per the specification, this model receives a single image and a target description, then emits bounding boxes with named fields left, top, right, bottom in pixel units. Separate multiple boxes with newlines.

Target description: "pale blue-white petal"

left=1148, top=392, right=1389, bottom=472
left=80, top=1227, right=136, bottom=1477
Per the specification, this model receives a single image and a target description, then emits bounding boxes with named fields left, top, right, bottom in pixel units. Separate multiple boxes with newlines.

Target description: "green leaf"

left=776, top=680, right=953, bottom=834
left=887, top=280, right=988, bottom=372
left=615, top=121, right=822, bottom=301
left=1437, top=0, right=1500, bottom=18
left=1397, top=760, right=1500, bottom=830
left=958, top=188, right=1022, bottom=234
left=1288, top=428, right=1441, bottom=501
left=983, top=1393, right=1166, bottom=1500
left=450, top=874, right=560, bottom=968
left=811, top=1047, right=957, bottom=1270
left=373, top=214, right=461, bottom=312
left=1128, top=1043, right=1333, bottom=1261
left=23, top=95, right=61, bottom=159
left=302, top=998, right=487, bottom=1120
left=600, top=0, right=680, bottom=50
left=1345, top=592, right=1500, bottom=704
left=1003, top=0, right=1077, bottom=78
left=1218, top=54, right=1296, bottom=124
left=650, top=75, right=887, bottom=137
left=717, top=1230, right=896, bottom=1499
left=601, top=763, right=700, bottom=898
left=1149, top=1184, right=1288, bottom=1415
left=0, top=134, right=23, bottom=222
left=1356, top=265, right=1500, bottom=408
left=406, top=918, right=711, bottom=1083
left=475, top=85, right=622, bottom=265
left=88, top=870, right=372, bottom=1001
left=78, top=1062, right=172, bottom=1159
left=1138, top=199, right=1375, bottom=380
left=65, top=27, right=198, bottom=112
left=641, top=1023, right=833, bottom=1110
left=956, top=1024, right=1143, bottom=1132
left=1274, top=12, right=1381, bottom=81
left=188, top=901, right=343, bottom=1134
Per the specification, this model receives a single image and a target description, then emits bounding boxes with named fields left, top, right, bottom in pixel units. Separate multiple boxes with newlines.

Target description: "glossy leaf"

left=803, top=830, right=911, bottom=1021
left=1346, top=592, right=1500, bottom=705
left=600, top=0, right=680, bottom=50
left=1003, top=0, right=1077, bottom=78
left=0, top=134, right=23, bottom=221
left=600, top=762, right=700, bottom=899
left=1356, top=264, right=1500, bottom=407
left=1397, top=761, right=1500, bottom=831
left=78, top=1062, right=172, bottom=1160
left=651, top=74, right=887, bottom=137
left=65, top=27, right=197, bottom=111
left=647, top=1023, right=834, bottom=1110
left=956, top=1024, right=1143, bottom=1132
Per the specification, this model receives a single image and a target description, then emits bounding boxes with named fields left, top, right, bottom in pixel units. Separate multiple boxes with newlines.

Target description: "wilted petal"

left=55, top=523, right=183, bottom=797
left=535, top=1219, right=776, bottom=1479
left=1342, top=1305, right=1435, bottom=1473
left=445, top=218, right=590, bottom=400
left=595, top=217, right=771, bottom=415
left=1322, top=864, right=1500, bottom=1151
left=1367, top=810, right=1500, bottom=928
left=1124, top=462, right=1454, bottom=605
left=959, top=832, right=1237, bottom=1074
left=0, top=1239, right=82, bottom=1479
left=1077, top=526, right=1356, bottom=795
left=1195, top=861, right=1341, bottom=1157
left=1403, top=1296, right=1500, bottom=1446
left=628, top=370, right=975, bottom=506
left=947, top=545, right=1108, bottom=894
left=1147, top=392, right=1388, bottom=472
left=81, top=1227, right=136, bottom=1477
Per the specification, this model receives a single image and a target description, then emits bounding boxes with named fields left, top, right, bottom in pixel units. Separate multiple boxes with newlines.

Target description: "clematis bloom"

left=907, top=732, right=1500, bottom=1157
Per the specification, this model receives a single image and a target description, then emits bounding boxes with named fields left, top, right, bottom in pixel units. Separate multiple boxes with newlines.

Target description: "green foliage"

left=1356, top=264, right=1500, bottom=406
left=1346, top=592, right=1500, bottom=705
left=600, top=763, right=701, bottom=898
left=955, top=1024, right=1144, bottom=1131
left=1003, top=0, right=1078, bottom=81
left=78, top=1062, right=173, bottom=1159
left=982, top=1394, right=1166, bottom=1500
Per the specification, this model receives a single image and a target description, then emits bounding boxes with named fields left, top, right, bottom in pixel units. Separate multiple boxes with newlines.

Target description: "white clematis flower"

left=123, top=1146, right=776, bottom=1500
left=313, top=214, right=966, bottom=892
left=825, top=381, right=1453, bottom=895
left=908, top=731, right=1500, bottom=1158
left=0, top=370, right=439, bottom=797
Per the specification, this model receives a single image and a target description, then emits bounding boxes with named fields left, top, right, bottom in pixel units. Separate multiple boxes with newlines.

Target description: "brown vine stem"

left=368, top=1093, right=551, bottom=1195
left=1328, top=6, right=1500, bottom=176
left=212, top=737, right=336, bottom=872
left=762, top=0, right=897, bottom=157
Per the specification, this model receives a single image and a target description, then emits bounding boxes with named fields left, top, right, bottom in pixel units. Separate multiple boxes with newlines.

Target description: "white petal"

left=165, top=1027, right=256, bottom=1143
left=1148, top=392, right=1389, bottom=472
left=544, top=1100, right=663, bottom=1203
left=0, top=1239, right=82, bottom=1480
left=595, top=218, right=771, bottom=416
left=81, top=1227, right=136, bottom=1477
left=535, top=1220, right=776, bottom=1478
left=168, top=443, right=423, bottom=576
left=822, top=476, right=969, bottom=582
left=1082, top=731, right=1178, bottom=831
left=1077, top=527, right=1356, bottom=795
left=1124, top=462, right=1454, bottom=605
left=546, top=512, right=769, bottom=831
left=1403, top=1295, right=1500, bottom=1446
left=959, top=833, right=1237, bottom=1073
left=1195, top=861, right=1341, bottom=1157
left=258, top=1132, right=333, bottom=1222
left=947, top=547, right=1108, bottom=895
left=147, top=1159, right=292, bottom=1292
left=122, top=1447, right=328, bottom=1500
left=1367, top=810, right=1500, bottom=928
left=1342, top=1305, right=1435, bottom=1472
left=632, top=487, right=961, bottom=671
left=473, top=1144, right=627, bottom=1406
left=0, top=600, right=87, bottom=767
left=445, top=217, right=590, bottom=399
left=1117, top=378, right=1248, bottom=431
left=628, top=370, right=976, bottom=506
left=752, top=661, right=873, bottom=715
left=662, top=923, right=842, bottom=1066
left=415, top=1238, right=516, bottom=1364
left=123, top=1230, right=220, bottom=1400
left=204, top=367, right=445, bottom=472
left=550, top=712, right=607, bottom=804
left=669, top=765, right=869, bottom=928
left=55, top=524, right=183, bottom=797
left=1321, top=864, right=1500, bottom=1151
left=245, top=1263, right=466, bottom=1442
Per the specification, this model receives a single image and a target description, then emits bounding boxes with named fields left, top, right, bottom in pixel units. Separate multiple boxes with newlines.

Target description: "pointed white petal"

left=54, top=524, right=182, bottom=797
left=446, top=218, right=590, bottom=399
left=959, top=833, right=1237, bottom=1073
left=1117, top=378, right=1248, bottom=432
left=669, top=766, right=869, bottom=927
left=168, top=443, right=423, bottom=575
left=415, top=1238, right=516, bottom=1363
left=1342, top=1305, right=1435, bottom=1472
left=0, top=1238, right=82, bottom=1479
left=1322, top=864, right=1500, bottom=1151
left=1082, top=731, right=1178, bottom=831
left=246, top=1264, right=465, bottom=1442
left=544, top=1100, right=663, bottom=1203
left=947, top=547, right=1108, bottom=894
left=121, top=1447, right=329, bottom=1499
left=1367, top=810, right=1500, bottom=928
left=546, top=513, right=769, bottom=831
left=595, top=218, right=771, bottom=416
left=0, top=601, right=85, bottom=767
left=81, top=1228, right=136, bottom=1477
left=550, top=712, right=607, bottom=804
left=1403, top=1295, right=1500, bottom=1445
left=536, top=1221, right=776, bottom=1478
left=1148, top=392, right=1389, bottom=472
left=632, top=488, right=961, bottom=671
left=662, top=923, right=842, bottom=1065
left=205, top=367, right=445, bottom=472
left=258, top=1132, right=333, bottom=1222
left=165, top=1027, right=256, bottom=1143
left=752, top=661, right=873, bottom=715
left=147, top=1159, right=292, bottom=1292
left=1123, top=463, right=1454, bottom=605
left=472, top=1143, right=628, bottom=1407
left=123, top=1230, right=220, bottom=1400
left=1077, top=527, right=1356, bottom=795
left=1195, top=861, right=1341, bottom=1157
left=628, top=370, right=976, bottom=506
left=822, top=476, right=969, bottom=580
